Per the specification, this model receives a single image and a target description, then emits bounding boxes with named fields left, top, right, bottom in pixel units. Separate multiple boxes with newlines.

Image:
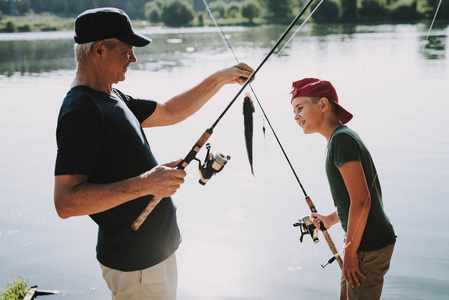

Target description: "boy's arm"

left=339, top=160, right=371, bottom=288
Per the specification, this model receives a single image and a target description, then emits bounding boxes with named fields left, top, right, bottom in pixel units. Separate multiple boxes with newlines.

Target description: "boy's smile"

left=292, top=96, right=322, bottom=134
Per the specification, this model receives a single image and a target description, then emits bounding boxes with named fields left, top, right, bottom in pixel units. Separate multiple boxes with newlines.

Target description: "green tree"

left=241, top=0, right=260, bottom=23
left=425, top=0, right=449, bottom=19
left=228, top=2, right=241, bottom=18
left=267, top=0, right=291, bottom=18
left=145, top=1, right=163, bottom=23
left=389, top=0, right=421, bottom=20
left=340, top=0, right=357, bottom=21
left=3, top=21, right=16, bottom=32
left=311, top=0, right=340, bottom=23
left=162, top=0, right=195, bottom=27
left=210, top=1, right=228, bottom=18
left=359, top=0, right=388, bottom=21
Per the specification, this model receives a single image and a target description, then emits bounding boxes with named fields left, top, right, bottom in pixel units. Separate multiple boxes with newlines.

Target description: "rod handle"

left=178, top=128, right=213, bottom=170
left=306, top=195, right=343, bottom=270
left=322, top=230, right=344, bottom=269
left=131, top=128, right=214, bottom=231
left=131, top=196, right=162, bottom=231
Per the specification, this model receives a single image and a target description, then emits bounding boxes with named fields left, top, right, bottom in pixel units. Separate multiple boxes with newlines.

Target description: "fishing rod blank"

left=131, top=0, right=316, bottom=231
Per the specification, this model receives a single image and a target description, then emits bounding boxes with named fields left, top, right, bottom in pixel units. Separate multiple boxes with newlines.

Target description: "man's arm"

left=142, top=63, right=254, bottom=127
left=54, top=159, right=186, bottom=219
left=339, top=160, right=371, bottom=288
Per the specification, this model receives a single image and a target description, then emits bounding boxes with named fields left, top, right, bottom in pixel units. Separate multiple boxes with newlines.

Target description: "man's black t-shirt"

left=55, top=86, right=181, bottom=271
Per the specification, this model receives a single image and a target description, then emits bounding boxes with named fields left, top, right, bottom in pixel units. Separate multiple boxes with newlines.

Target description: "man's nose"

left=130, top=52, right=137, bottom=63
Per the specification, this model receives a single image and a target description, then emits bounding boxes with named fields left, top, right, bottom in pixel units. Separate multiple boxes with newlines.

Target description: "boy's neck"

left=321, top=119, right=342, bottom=141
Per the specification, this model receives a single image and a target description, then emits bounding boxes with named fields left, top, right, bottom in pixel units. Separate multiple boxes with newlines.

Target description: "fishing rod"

left=421, top=0, right=443, bottom=54
left=131, top=0, right=316, bottom=231
left=202, top=0, right=343, bottom=269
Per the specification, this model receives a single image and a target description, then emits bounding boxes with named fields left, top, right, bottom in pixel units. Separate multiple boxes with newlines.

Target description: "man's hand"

left=140, top=159, right=186, bottom=199
left=218, top=62, right=255, bottom=85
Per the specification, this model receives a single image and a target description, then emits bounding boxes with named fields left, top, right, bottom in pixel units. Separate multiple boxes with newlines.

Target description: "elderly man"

left=54, top=7, right=254, bottom=300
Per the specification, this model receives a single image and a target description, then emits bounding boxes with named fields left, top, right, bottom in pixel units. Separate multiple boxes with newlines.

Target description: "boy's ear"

left=319, top=97, right=330, bottom=111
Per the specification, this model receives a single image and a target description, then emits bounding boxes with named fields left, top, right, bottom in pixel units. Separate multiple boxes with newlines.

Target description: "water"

left=1, top=22, right=449, bottom=299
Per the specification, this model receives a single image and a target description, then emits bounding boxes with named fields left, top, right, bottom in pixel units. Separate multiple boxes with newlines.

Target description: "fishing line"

left=421, top=0, right=443, bottom=54
left=132, top=0, right=317, bottom=231
left=203, top=0, right=311, bottom=198
left=203, top=0, right=344, bottom=270
left=276, top=0, right=325, bottom=57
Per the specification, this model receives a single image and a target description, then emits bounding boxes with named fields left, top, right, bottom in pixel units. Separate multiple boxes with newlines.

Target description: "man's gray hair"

left=74, top=38, right=121, bottom=64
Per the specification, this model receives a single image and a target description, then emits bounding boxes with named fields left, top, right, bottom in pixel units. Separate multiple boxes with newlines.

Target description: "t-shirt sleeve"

left=329, top=133, right=361, bottom=169
left=114, top=89, right=157, bottom=123
left=55, top=100, right=101, bottom=176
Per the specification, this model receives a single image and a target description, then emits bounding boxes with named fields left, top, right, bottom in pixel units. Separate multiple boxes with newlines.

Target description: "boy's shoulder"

left=331, top=125, right=360, bottom=142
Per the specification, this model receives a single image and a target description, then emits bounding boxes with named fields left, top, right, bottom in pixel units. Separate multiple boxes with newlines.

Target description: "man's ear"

left=92, top=42, right=104, bottom=57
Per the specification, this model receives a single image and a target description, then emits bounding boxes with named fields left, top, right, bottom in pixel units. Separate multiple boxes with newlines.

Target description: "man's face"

left=102, top=41, right=137, bottom=84
left=291, top=96, right=323, bottom=134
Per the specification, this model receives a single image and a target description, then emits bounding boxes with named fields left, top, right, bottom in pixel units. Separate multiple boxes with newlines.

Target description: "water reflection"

left=0, top=23, right=447, bottom=77
left=0, top=39, right=75, bottom=76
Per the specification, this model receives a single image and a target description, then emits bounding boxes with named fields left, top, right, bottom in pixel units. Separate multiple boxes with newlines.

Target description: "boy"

left=290, top=78, right=396, bottom=300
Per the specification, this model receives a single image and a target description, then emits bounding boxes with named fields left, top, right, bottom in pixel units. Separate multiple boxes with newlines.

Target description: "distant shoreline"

left=0, top=11, right=446, bottom=34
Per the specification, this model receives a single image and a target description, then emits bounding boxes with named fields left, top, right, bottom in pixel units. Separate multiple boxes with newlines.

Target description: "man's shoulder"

left=62, top=86, right=107, bottom=110
left=58, top=86, right=105, bottom=122
left=65, top=85, right=99, bottom=101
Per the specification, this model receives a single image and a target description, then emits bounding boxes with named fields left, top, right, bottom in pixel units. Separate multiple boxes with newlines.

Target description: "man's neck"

left=71, top=65, right=113, bottom=94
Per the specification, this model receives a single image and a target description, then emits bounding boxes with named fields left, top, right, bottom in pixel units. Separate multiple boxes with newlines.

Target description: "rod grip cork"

left=132, top=128, right=214, bottom=231
left=178, top=128, right=213, bottom=170
left=306, top=195, right=343, bottom=270
left=131, top=196, right=162, bottom=231
left=322, top=230, right=344, bottom=269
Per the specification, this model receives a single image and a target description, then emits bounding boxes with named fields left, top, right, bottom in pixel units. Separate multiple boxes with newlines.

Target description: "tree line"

left=0, top=0, right=447, bottom=32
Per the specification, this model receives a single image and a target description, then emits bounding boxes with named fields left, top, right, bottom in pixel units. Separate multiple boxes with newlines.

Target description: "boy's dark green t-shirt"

left=326, top=125, right=396, bottom=251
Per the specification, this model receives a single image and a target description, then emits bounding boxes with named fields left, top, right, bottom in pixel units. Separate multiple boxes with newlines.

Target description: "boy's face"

left=291, top=96, right=323, bottom=134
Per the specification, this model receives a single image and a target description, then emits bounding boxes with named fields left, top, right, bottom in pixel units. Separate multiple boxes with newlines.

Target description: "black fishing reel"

left=293, top=216, right=319, bottom=244
left=194, top=143, right=230, bottom=185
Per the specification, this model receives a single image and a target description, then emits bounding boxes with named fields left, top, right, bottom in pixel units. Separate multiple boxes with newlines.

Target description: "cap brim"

left=333, top=101, right=353, bottom=124
left=118, top=32, right=152, bottom=47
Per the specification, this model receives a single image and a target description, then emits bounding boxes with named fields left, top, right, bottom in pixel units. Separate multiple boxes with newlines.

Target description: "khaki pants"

left=100, top=253, right=178, bottom=300
left=340, top=243, right=395, bottom=300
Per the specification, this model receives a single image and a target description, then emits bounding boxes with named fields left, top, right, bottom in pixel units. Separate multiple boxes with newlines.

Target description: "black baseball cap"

left=74, top=7, right=151, bottom=47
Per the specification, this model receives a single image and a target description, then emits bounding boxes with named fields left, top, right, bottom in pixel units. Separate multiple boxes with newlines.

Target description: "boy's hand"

left=311, top=212, right=338, bottom=230
left=343, top=250, right=366, bottom=288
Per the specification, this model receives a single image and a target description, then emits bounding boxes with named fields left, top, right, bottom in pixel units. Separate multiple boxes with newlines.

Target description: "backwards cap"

left=291, top=78, right=353, bottom=124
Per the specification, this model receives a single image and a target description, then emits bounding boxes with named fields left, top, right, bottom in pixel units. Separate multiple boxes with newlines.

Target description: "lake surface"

left=1, top=21, right=449, bottom=299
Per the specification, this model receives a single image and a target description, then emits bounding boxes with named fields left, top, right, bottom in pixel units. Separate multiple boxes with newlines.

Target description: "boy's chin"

left=302, top=128, right=313, bottom=134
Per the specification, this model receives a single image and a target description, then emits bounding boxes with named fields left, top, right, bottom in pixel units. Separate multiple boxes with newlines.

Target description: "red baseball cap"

left=291, top=78, right=353, bottom=124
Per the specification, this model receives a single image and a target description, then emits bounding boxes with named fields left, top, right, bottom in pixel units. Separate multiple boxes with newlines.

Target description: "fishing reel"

left=194, top=143, right=230, bottom=185
left=293, top=216, right=319, bottom=244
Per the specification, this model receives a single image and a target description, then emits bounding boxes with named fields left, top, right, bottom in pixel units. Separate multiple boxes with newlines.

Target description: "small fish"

left=243, top=93, right=255, bottom=175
